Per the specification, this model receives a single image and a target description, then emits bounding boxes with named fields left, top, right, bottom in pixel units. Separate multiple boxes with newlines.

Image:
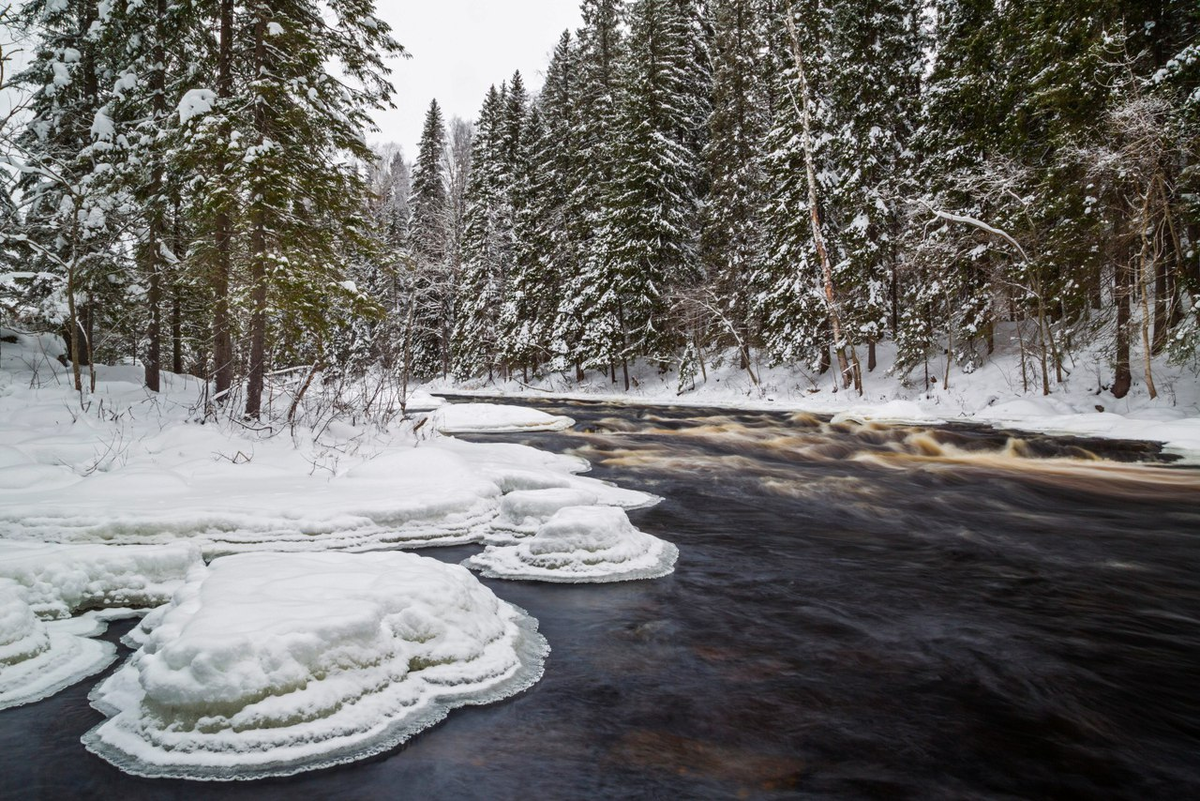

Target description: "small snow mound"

left=434, top=403, right=574, bottom=434
left=0, top=579, right=116, bottom=710
left=0, top=542, right=202, bottom=619
left=465, top=505, right=678, bottom=583
left=84, top=552, right=548, bottom=780
left=488, top=488, right=600, bottom=543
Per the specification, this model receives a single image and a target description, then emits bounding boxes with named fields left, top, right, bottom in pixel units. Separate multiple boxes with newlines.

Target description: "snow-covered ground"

left=426, top=332, right=1200, bottom=461
left=0, top=329, right=652, bottom=556
left=84, top=551, right=547, bottom=780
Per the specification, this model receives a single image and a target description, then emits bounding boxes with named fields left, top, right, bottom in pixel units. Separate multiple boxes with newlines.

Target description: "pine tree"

left=214, top=1, right=403, bottom=418
left=562, top=1, right=625, bottom=377
left=824, top=0, right=922, bottom=372
left=9, top=0, right=118, bottom=391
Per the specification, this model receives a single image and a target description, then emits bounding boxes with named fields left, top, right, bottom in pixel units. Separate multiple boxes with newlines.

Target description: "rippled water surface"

left=3, top=398, right=1199, bottom=800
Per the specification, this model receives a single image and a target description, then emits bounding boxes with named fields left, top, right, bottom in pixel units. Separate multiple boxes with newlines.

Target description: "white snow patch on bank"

left=84, top=552, right=547, bottom=780
left=465, top=506, right=678, bottom=584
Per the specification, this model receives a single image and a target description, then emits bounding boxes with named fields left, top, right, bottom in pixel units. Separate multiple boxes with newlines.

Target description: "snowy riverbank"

left=0, top=326, right=678, bottom=777
left=425, top=336, right=1200, bottom=461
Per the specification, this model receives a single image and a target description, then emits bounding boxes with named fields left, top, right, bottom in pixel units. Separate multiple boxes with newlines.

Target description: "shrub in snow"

left=465, top=506, right=678, bottom=583
left=84, top=551, right=548, bottom=780
left=0, top=579, right=116, bottom=710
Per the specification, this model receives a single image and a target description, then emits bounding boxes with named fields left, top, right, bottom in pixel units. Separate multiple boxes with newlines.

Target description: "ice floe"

left=486, top=488, right=602, bottom=543
left=84, top=551, right=548, bottom=780
left=465, top=505, right=678, bottom=583
left=433, top=402, right=574, bottom=434
left=0, top=579, right=117, bottom=710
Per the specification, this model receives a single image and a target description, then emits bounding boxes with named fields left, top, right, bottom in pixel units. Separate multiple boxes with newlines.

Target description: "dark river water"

left=3, top=398, right=1200, bottom=800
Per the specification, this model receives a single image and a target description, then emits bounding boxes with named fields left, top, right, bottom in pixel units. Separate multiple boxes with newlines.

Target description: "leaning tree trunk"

left=785, top=12, right=857, bottom=394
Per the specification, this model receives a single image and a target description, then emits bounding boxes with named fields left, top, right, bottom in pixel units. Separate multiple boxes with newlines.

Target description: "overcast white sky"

left=370, top=1, right=583, bottom=158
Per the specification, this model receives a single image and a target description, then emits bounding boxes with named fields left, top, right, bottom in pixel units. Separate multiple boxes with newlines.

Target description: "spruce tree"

left=408, top=100, right=451, bottom=378
left=455, top=85, right=507, bottom=378
left=594, top=0, right=701, bottom=387
left=701, top=0, right=767, bottom=367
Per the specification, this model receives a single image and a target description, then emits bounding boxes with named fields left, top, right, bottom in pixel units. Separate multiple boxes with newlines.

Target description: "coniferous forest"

left=2, top=1, right=1199, bottom=418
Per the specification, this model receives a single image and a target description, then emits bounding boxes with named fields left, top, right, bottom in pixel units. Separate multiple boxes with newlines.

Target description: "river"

left=3, top=398, right=1199, bottom=799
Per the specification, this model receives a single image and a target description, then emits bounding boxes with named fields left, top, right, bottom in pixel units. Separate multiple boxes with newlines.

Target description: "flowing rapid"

left=3, top=398, right=1198, bottom=799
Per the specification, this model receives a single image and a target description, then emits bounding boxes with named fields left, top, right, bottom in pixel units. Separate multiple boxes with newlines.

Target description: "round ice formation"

left=84, top=551, right=548, bottom=780
left=487, top=488, right=602, bottom=543
left=465, top=506, right=678, bottom=583
left=0, top=579, right=116, bottom=710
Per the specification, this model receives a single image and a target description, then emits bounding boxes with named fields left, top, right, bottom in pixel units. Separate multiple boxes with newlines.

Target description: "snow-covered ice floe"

left=0, top=542, right=201, bottom=618
left=84, top=551, right=548, bottom=781
left=465, top=505, right=678, bottom=583
left=485, top=488, right=604, bottom=544
left=432, top=402, right=574, bottom=434
left=0, top=579, right=117, bottom=710
left=0, top=439, right=654, bottom=557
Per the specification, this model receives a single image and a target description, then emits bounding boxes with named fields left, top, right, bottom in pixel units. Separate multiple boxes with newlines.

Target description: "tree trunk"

left=212, top=0, right=235, bottom=401
left=143, top=0, right=167, bottom=393
left=244, top=8, right=269, bottom=419
left=1112, top=259, right=1132, bottom=398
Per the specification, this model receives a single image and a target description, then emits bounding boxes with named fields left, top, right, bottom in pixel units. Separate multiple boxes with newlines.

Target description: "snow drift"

left=84, top=551, right=548, bottom=780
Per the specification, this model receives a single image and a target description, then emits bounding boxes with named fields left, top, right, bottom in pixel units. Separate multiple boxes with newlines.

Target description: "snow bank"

left=0, top=579, right=116, bottom=710
left=433, top=402, right=574, bottom=434
left=0, top=438, right=659, bottom=555
left=84, top=552, right=547, bottom=780
left=425, top=332, right=1200, bottom=460
left=465, top=506, right=678, bottom=584
left=405, top=390, right=446, bottom=412
left=0, top=542, right=201, bottom=619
